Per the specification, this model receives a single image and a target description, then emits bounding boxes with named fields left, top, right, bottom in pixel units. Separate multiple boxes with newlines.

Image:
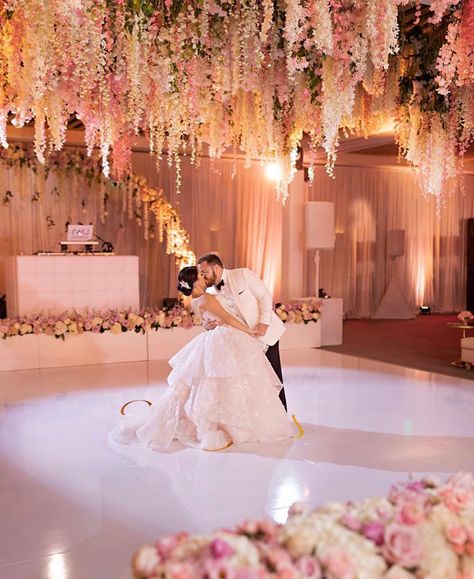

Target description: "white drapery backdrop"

left=133, top=154, right=283, bottom=300
left=0, top=150, right=283, bottom=308
left=304, top=166, right=474, bottom=317
left=1, top=145, right=474, bottom=316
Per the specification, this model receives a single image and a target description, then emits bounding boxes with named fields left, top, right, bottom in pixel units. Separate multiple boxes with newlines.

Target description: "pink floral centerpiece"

left=458, top=311, right=474, bottom=325
left=132, top=472, right=474, bottom=578
left=275, top=300, right=322, bottom=325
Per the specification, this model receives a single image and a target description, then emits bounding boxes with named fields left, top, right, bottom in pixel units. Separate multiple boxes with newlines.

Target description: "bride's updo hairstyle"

left=177, top=266, right=198, bottom=297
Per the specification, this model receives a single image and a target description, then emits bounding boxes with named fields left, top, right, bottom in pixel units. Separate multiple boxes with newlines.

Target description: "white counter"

left=5, top=255, right=140, bottom=316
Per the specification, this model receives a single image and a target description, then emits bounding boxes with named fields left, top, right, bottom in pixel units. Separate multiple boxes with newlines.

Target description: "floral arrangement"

left=458, top=311, right=474, bottom=324
left=0, top=302, right=322, bottom=341
left=0, top=2, right=472, bottom=204
left=0, top=143, right=195, bottom=268
left=132, top=472, right=474, bottom=578
left=275, top=300, right=322, bottom=325
left=0, top=306, right=200, bottom=341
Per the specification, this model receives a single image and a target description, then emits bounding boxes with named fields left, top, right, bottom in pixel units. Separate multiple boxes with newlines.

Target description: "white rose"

left=384, top=565, right=417, bottom=578
left=110, top=322, right=122, bottom=335
left=19, top=323, right=32, bottom=335
left=417, top=521, right=458, bottom=579
left=284, top=525, right=318, bottom=558
left=68, top=322, right=78, bottom=334
left=132, top=545, right=160, bottom=576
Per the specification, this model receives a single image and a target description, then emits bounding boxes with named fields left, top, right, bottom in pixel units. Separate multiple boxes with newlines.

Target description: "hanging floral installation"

left=0, top=1, right=473, bottom=205
left=0, top=143, right=195, bottom=267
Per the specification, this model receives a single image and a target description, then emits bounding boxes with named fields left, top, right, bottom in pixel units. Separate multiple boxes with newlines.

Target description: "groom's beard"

left=204, top=272, right=218, bottom=287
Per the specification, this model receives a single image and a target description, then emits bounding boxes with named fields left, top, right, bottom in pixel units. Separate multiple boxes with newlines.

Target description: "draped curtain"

left=0, top=150, right=283, bottom=308
left=304, top=166, right=474, bottom=317
left=1, top=147, right=474, bottom=316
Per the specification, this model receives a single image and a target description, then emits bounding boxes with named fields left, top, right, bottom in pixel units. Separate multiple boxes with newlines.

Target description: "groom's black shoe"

left=265, top=341, right=287, bottom=412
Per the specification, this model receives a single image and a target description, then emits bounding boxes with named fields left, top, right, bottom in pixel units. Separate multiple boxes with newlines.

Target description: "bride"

left=110, top=266, right=293, bottom=451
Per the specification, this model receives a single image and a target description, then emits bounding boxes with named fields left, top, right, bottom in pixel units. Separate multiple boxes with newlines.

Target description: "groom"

left=197, top=254, right=287, bottom=412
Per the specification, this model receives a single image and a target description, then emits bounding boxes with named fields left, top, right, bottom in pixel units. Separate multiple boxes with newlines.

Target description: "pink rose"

left=445, top=523, right=468, bottom=545
left=398, top=503, right=425, bottom=525
left=132, top=545, right=160, bottom=577
left=296, top=556, right=322, bottom=578
left=440, top=488, right=473, bottom=512
left=320, top=548, right=354, bottom=579
left=362, top=522, right=385, bottom=546
left=266, top=547, right=293, bottom=570
left=384, top=523, right=423, bottom=568
left=156, top=532, right=188, bottom=559
left=210, top=538, right=234, bottom=559
left=340, top=513, right=362, bottom=531
left=167, top=562, right=195, bottom=579
left=278, top=568, right=299, bottom=579
left=257, top=519, right=278, bottom=541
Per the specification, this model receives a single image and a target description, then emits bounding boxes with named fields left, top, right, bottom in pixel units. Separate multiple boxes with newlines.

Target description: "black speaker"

left=467, top=219, right=474, bottom=310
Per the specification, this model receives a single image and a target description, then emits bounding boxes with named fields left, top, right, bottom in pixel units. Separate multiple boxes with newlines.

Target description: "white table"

left=5, top=255, right=140, bottom=316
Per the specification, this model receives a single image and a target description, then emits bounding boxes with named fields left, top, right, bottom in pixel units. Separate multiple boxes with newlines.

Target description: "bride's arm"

left=200, top=295, right=255, bottom=335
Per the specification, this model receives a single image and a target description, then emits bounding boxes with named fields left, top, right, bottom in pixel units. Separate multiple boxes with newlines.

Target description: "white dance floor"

left=1, top=349, right=474, bottom=578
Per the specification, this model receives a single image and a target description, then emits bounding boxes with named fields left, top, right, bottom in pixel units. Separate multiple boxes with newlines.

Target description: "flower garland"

left=132, top=472, right=474, bottom=578
left=0, top=143, right=195, bottom=268
left=0, top=301, right=322, bottom=341
left=0, top=306, right=199, bottom=341
left=0, top=2, right=472, bottom=204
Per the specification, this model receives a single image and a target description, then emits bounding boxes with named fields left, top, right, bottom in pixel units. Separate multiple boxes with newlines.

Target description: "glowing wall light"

left=265, top=162, right=284, bottom=182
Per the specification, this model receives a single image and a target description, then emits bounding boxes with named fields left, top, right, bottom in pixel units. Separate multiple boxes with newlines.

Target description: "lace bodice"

left=192, top=294, right=222, bottom=325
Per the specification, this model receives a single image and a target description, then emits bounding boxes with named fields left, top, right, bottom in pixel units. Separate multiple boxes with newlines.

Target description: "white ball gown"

left=110, top=298, right=293, bottom=450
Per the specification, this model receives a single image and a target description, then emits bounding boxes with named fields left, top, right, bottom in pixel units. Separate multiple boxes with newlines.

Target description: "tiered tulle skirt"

left=110, top=326, right=293, bottom=450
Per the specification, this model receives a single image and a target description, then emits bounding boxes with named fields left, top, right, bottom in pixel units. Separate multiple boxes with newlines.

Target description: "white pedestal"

left=5, top=255, right=140, bottom=316
left=147, top=326, right=205, bottom=360
left=320, top=298, right=344, bottom=346
left=0, top=334, right=40, bottom=371
left=280, top=322, right=321, bottom=350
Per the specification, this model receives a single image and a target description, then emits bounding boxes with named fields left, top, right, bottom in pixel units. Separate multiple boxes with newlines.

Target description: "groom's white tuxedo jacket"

left=208, top=268, right=285, bottom=346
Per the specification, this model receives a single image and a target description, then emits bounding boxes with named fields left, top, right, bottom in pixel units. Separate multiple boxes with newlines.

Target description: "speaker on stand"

left=304, top=202, right=335, bottom=297
left=373, top=229, right=414, bottom=319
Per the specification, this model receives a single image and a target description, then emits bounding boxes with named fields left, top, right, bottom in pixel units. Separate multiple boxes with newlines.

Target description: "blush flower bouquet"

left=132, top=472, right=474, bottom=579
left=458, top=311, right=474, bottom=325
left=275, top=300, right=322, bottom=325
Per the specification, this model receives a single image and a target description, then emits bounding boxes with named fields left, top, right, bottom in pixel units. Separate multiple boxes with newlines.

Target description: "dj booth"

left=5, top=255, right=140, bottom=317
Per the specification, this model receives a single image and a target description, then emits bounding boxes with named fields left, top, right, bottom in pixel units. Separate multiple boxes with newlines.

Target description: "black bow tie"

left=216, top=279, right=225, bottom=291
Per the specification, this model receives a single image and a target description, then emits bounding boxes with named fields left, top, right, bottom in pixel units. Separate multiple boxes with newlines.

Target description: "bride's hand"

left=203, top=319, right=221, bottom=330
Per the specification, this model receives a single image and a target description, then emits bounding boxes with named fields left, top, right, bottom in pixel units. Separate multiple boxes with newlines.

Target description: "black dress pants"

left=265, top=341, right=287, bottom=411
